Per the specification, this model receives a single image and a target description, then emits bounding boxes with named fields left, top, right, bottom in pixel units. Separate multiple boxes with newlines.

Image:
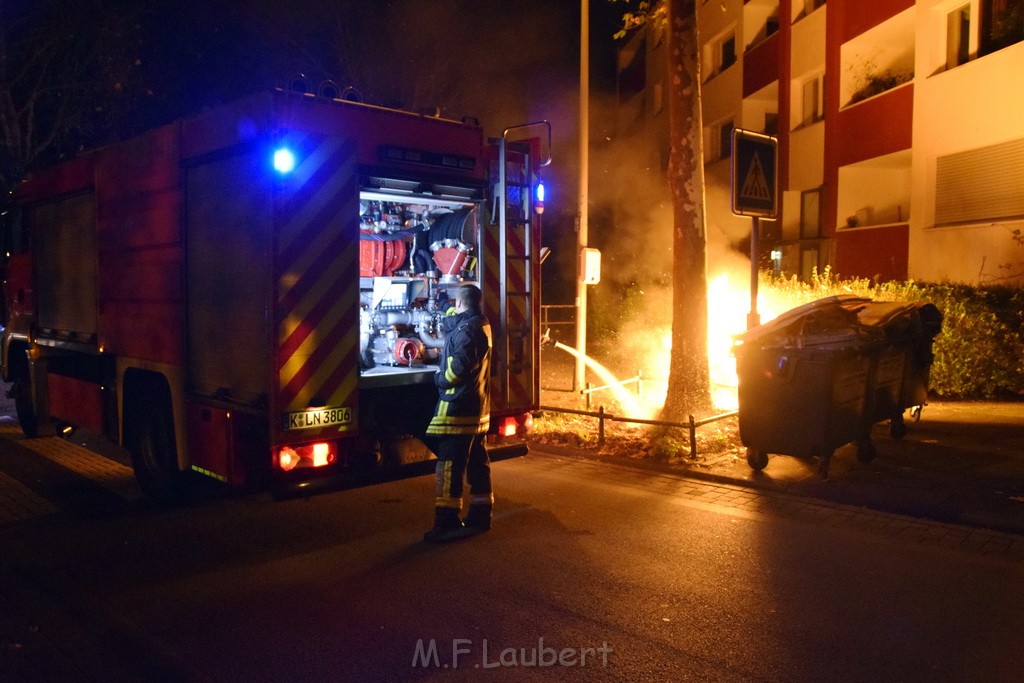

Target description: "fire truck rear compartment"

left=183, top=148, right=483, bottom=474
left=9, top=91, right=542, bottom=494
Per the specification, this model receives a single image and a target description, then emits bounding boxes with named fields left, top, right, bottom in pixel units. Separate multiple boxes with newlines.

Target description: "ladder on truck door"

left=493, top=122, right=551, bottom=414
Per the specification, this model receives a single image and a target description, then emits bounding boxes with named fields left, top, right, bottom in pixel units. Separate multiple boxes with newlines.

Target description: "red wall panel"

left=834, top=224, right=909, bottom=282
left=836, top=0, right=915, bottom=43
left=832, top=84, right=914, bottom=168
left=743, top=32, right=780, bottom=98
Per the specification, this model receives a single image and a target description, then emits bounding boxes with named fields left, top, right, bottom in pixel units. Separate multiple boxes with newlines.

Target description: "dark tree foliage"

left=1, top=0, right=139, bottom=188
left=0, top=0, right=311, bottom=192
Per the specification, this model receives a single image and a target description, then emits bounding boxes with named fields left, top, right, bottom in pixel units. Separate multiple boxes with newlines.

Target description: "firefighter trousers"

left=431, top=434, right=492, bottom=511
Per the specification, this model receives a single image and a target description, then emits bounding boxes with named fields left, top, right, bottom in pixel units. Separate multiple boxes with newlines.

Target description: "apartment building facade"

left=618, top=0, right=1024, bottom=285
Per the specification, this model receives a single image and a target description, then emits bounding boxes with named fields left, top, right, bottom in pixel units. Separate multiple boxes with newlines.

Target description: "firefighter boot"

left=463, top=503, right=492, bottom=532
left=434, top=503, right=490, bottom=541
left=423, top=507, right=464, bottom=544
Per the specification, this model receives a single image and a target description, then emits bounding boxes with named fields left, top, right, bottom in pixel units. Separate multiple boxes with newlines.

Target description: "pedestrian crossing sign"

left=731, top=129, right=778, bottom=218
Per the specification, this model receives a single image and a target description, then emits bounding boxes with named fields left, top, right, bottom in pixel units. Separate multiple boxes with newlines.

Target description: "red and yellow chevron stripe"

left=273, top=133, right=361, bottom=442
left=482, top=219, right=533, bottom=414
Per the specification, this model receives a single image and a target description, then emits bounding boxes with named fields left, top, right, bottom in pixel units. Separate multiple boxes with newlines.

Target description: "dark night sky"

left=7, top=0, right=623, bottom=195
left=5, top=0, right=631, bottom=300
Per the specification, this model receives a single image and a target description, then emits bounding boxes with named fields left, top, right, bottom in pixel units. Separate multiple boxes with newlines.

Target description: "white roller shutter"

left=935, top=137, right=1024, bottom=226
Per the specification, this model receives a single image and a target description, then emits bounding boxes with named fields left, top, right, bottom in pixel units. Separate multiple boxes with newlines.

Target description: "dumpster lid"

left=856, top=300, right=943, bottom=340
left=735, top=295, right=873, bottom=349
left=856, top=301, right=917, bottom=328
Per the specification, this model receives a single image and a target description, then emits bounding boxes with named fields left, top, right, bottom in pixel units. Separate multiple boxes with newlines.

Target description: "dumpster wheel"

left=746, top=448, right=769, bottom=471
left=817, top=452, right=832, bottom=479
left=889, top=415, right=907, bottom=440
left=855, top=438, right=877, bottom=463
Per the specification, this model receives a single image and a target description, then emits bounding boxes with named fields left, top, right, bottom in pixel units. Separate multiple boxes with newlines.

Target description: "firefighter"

left=422, top=283, right=493, bottom=543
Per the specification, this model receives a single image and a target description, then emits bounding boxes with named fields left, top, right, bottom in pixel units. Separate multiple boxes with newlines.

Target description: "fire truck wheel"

left=131, top=405, right=184, bottom=500
left=12, top=378, right=39, bottom=438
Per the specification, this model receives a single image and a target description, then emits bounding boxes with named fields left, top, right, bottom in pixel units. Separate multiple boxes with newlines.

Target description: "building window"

left=705, top=119, right=735, bottom=163
left=718, top=119, right=735, bottom=161
left=721, top=35, right=737, bottom=71
left=946, top=5, right=972, bottom=69
left=764, top=112, right=779, bottom=136
left=801, top=74, right=824, bottom=126
left=800, top=246, right=820, bottom=282
left=936, top=137, right=1024, bottom=225
left=981, top=0, right=1024, bottom=55
left=800, top=188, right=822, bottom=239
left=617, top=35, right=647, bottom=104
left=706, top=31, right=738, bottom=79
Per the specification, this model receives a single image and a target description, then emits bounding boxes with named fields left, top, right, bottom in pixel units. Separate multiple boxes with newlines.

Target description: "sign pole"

left=730, top=128, right=777, bottom=331
left=748, top=216, right=760, bottom=329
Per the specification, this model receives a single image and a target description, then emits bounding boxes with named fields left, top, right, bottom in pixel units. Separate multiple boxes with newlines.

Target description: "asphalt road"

left=3, top=432, right=1024, bottom=681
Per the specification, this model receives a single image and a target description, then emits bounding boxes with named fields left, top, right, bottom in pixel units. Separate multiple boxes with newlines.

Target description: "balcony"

left=836, top=149, right=911, bottom=232
left=839, top=7, right=915, bottom=109
left=791, top=0, right=825, bottom=25
left=743, top=31, right=779, bottom=97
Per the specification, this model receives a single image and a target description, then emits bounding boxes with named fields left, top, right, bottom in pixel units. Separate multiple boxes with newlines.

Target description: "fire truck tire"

left=131, top=404, right=184, bottom=500
left=12, top=377, right=39, bottom=438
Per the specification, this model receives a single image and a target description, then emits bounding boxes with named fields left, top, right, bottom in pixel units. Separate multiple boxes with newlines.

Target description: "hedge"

left=763, top=268, right=1024, bottom=399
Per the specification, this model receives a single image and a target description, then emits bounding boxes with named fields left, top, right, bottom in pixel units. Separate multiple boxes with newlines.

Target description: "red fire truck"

left=0, top=90, right=547, bottom=497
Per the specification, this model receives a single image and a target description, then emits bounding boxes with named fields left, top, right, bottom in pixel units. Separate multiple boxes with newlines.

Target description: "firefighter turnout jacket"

left=426, top=310, right=492, bottom=435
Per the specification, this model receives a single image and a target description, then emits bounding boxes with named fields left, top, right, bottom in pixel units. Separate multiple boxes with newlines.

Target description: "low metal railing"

left=540, top=304, right=576, bottom=337
left=579, top=372, right=645, bottom=409
left=537, top=404, right=738, bottom=459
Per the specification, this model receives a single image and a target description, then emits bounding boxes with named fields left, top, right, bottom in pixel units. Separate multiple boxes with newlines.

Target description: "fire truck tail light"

left=311, top=442, right=332, bottom=467
left=495, top=412, right=532, bottom=438
left=276, top=442, right=337, bottom=471
left=278, top=446, right=300, bottom=471
left=499, top=417, right=517, bottom=437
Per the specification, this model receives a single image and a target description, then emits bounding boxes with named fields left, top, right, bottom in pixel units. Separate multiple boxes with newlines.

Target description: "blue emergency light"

left=273, top=147, right=297, bottom=174
left=535, top=181, right=546, bottom=214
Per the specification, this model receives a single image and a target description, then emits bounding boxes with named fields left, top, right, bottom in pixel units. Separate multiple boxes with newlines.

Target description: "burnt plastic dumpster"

left=855, top=301, right=943, bottom=445
left=734, top=296, right=883, bottom=477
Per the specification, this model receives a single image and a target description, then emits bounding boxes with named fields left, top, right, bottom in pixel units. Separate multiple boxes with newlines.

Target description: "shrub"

left=762, top=268, right=1024, bottom=399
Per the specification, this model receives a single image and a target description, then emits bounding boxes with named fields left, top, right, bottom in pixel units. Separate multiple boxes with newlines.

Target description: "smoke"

left=574, top=84, right=760, bottom=386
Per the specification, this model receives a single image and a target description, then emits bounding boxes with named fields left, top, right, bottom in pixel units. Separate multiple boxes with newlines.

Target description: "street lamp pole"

left=575, top=0, right=590, bottom=392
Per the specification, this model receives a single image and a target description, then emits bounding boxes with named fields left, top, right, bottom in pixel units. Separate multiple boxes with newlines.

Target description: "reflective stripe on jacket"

left=426, top=311, right=491, bottom=435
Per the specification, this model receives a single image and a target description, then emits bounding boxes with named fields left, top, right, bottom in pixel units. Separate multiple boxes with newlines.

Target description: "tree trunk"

left=662, top=0, right=711, bottom=419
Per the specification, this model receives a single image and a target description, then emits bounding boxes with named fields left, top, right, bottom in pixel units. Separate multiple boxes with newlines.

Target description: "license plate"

left=284, top=406, right=353, bottom=431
